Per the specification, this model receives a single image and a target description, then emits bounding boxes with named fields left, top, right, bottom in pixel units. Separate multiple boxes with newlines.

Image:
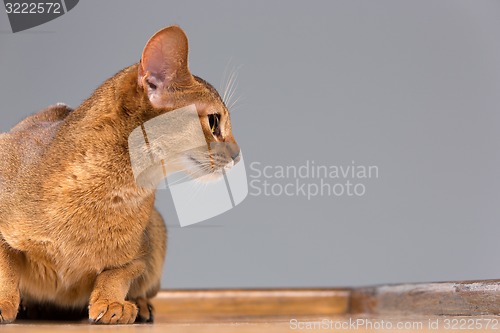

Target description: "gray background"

left=1, top=0, right=499, bottom=288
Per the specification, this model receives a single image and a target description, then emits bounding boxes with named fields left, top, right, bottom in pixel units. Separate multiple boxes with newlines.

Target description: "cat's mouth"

left=187, top=155, right=204, bottom=168
left=184, top=154, right=237, bottom=183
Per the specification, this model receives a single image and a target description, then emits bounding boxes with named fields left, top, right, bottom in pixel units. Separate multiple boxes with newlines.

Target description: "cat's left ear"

left=138, top=26, right=194, bottom=106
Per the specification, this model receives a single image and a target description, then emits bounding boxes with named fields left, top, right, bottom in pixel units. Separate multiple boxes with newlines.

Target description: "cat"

left=0, top=25, right=240, bottom=324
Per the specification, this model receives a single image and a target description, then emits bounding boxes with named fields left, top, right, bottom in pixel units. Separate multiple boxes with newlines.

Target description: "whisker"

left=225, top=68, right=240, bottom=107
left=229, top=95, right=245, bottom=111
left=221, top=58, right=233, bottom=105
left=221, top=63, right=242, bottom=110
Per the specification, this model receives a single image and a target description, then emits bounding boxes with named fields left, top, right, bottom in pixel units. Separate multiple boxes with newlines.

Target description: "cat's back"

left=0, top=104, right=73, bottom=199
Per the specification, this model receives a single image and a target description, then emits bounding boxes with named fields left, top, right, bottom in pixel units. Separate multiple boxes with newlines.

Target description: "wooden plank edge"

left=151, top=289, right=351, bottom=322
left=151, top=280, right=500, bottom=321
left=350, top=279, right=500, bottom=316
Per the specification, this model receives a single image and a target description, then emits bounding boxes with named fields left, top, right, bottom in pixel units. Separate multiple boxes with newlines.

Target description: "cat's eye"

left=208, top=113, right=221, bottom=137
left=147, top=80, right=157, bottom=90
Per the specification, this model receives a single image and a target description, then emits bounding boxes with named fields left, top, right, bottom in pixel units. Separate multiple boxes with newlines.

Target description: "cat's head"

left=135, top=26, right=240, bottom=183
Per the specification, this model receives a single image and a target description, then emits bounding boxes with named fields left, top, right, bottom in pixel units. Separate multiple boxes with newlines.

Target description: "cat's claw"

left=89, top=299, right=137, bottom=325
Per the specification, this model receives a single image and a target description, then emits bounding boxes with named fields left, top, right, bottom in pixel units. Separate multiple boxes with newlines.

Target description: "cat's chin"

left=194, top=171, right=224, bottom=183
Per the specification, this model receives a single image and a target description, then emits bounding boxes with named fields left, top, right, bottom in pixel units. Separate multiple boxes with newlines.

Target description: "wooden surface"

left=4, top=316, right=500, bottom=332
left=351, top=280, right=500, bottom=316
left=152, top=289, right=350, bottom=322
left=150, top=281, right=500, bottom=321
left=3, top=280, right=500, bottom=331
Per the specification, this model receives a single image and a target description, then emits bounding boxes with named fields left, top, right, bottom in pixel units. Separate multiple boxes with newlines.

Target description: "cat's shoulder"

left=0, top=103, right=74, bottom=188
left=9, top=103, right=73, bottom=134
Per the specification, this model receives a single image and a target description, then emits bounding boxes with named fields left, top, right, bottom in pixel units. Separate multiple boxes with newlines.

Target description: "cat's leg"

left=128, top=208, right=167, bottom=323
left=0, top=237, right=22, bottom=324
left=88, top=209, right=166, bottom=325
left=88, top=260, right=145, bottom=324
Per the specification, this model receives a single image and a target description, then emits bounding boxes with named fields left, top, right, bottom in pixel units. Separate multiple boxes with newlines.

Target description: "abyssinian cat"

left=0, top=26, right=240, bottom=324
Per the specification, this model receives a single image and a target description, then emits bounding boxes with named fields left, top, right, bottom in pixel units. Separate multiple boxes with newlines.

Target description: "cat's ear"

left=138, top=26, right=193, bottom=105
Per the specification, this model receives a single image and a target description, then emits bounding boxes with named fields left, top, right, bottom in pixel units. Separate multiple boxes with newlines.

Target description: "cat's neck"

left=45, top=64, right=155, bottom=194
left=71, top=64, right=150, bottom=133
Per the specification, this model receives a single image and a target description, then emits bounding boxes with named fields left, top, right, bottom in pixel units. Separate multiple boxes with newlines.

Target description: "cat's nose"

left=232, top=151, right=241, bottom=164
left=225, top=142, right=240, bottom=163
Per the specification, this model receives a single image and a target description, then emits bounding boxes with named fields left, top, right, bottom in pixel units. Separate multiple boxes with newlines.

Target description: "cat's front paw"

left=89, top=299, right=137, bottom=324
left=134, top=297, right=154, bottom=323
left=0, top=300, right=19, bottom=324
